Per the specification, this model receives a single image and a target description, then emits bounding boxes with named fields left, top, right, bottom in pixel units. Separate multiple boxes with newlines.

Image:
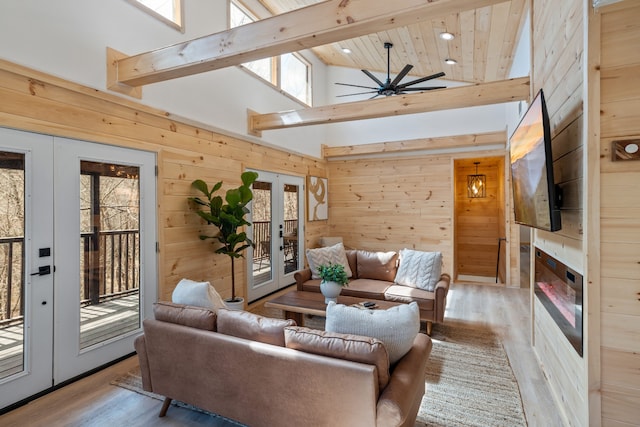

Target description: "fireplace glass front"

left=534, top=248, right=583, bottom=357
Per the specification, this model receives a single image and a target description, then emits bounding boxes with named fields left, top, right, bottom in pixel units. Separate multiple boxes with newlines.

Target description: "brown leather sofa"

left=135, top=302, right=432, bottom=427
left=295, top=249, right=450, bottom=335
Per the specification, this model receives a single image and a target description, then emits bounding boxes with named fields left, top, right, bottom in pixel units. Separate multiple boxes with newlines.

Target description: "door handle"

left=31, top=265, right=51, bottom=276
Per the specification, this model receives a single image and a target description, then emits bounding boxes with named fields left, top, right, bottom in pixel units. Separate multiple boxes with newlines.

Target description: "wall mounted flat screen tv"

left=509, top=89, right=562, bottom=232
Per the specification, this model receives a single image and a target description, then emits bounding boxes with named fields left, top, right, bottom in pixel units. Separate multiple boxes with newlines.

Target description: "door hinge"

left=155, top=165, right=159, bottom=176
left=156, top=242, right=160, bottom=253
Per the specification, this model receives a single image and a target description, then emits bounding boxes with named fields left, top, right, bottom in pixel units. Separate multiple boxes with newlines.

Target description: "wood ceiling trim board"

left=407, top=23, right=431, bottom=76
left=249, top=76, right=530, bottom=132
left=497, top=0, right=527, bottom=79
left=322, top=130, right=507, bottom=158
left=419, top=20, right=442, bottom=78
left=473, top=5, right=492, bottom=83
left=485, top=3, right=512, bottom=81
left=445, top=12, right=462, bottom=79
left=460, top=9, right=476, bottom=82
left=111, top=0, right=510, bottom=87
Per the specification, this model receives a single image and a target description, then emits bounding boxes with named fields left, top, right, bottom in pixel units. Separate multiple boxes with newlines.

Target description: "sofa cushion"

left=306, top=242, right=353, bottom=279
left=171, top=278, right=227, bottom=312
left=340, top=278, right=392, bottom=300
left=356, top=250, right=398, bottom=282
left=216, top=308, right=296, bottom=347
left=345, top=250, right=358, bottom=278
left=153, top=301, right=216, bottom=331
left=394, top=249, right=442, bottom=291
left=284, top=326, right=390, bottom=391
left=325, top=301, right=420, bottom=364
left=384, top=285, right=435, bottom=312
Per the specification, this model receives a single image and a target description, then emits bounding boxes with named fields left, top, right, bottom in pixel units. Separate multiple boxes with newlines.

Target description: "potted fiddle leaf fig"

left=317, top=263, right=348, bottom=304
left=189, top=171, right=259, bottom=310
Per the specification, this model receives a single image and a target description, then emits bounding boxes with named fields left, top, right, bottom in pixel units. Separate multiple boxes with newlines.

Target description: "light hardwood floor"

left=0, top=281, right=565, bottom=427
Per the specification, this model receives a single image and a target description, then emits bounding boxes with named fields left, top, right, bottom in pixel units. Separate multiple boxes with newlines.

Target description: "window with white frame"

left=128, top=0, right=183, bottom=32
left=229, top=0, right=312, bottom=105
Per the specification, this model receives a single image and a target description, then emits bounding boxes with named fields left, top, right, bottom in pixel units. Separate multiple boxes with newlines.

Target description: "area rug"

left=114, top=308, right=527, bottom=427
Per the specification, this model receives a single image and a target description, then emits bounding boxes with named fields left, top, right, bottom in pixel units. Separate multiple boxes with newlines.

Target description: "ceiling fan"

left=335, top=42, right=446, bottom=99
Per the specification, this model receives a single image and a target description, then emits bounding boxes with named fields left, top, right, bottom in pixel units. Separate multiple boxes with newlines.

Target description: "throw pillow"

left=306, top=242, right=353, bottom=279
left=153, top=301, right=216, bottom=331
left=325, top=301, right=420, bottom=364
left=284, top=326, right=390, bottom=390
left=394, top=249, right=442, bottom=292
left=216, top=309, right=296, bottom=347
left=171, top=278, right=227, bottom=312
left=356, top=250, right=398, bottom=282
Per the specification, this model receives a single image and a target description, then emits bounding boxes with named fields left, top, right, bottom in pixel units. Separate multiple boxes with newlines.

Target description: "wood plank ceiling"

left=259, top=0, right=527, bottom=84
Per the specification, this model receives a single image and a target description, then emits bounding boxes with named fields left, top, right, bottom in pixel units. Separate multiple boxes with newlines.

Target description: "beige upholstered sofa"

left=135, top=302, right=432, bottom=427
left=295, top=248, right=451, bottom=335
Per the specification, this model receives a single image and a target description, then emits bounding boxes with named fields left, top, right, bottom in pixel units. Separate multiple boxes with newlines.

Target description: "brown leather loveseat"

left=295, top=248, right=450, bottom=335
left=135, top=302, right=432, bottom=427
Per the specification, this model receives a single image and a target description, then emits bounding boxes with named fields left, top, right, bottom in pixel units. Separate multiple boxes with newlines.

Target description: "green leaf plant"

left=189, top=171, right=259, bottom=302
left=317, top=263, right=349, bottom=287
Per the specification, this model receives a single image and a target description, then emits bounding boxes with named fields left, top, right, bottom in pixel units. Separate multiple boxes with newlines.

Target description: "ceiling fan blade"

left=361, top=69, right=385, bottom=87
left=390, top=64, right=414, bottom=87
left=335, top=82, right=379, bottom=90
left=397, top=72, right=446, bottom=88
left=400, top=86, right=447, bottom=91
left=336, top=90, right=379, bottom=97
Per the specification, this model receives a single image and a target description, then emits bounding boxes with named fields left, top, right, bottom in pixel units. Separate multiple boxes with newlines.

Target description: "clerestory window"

left=127, top=0, right=184, bottom=32
left=229, top=0, right=312, bottom=105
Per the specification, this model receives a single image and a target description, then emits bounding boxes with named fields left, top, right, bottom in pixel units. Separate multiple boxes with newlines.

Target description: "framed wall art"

left=307, top=176, right=328, bottom=221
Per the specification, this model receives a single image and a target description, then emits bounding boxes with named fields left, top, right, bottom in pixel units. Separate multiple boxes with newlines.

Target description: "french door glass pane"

left=0, top=151, right=25, bottom=379
left=283, top=183, right=300, bottom=275
left=79, top=161, right=140, bottom=349
left=252, top=181, right=273, bottom=285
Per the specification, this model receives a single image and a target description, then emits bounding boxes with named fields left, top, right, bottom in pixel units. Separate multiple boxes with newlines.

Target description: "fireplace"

left=534, top=248, right=583, bottom=357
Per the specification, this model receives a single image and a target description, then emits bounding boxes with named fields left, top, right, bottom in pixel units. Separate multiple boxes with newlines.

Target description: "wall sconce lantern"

left=467, top=162, right=486, bottom=198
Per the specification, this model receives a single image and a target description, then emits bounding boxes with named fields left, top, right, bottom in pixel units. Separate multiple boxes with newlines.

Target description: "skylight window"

left=128, top=0, right=183, bottom=32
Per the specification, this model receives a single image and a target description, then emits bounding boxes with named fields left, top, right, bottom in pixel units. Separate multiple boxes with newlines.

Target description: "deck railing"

left=252, top=220, right=298, bottom=260
left=80, top=230, right=139, bottom=306
left=0, top=237, right=24, bottom=323
left=0, top=230, right=140, bottom=323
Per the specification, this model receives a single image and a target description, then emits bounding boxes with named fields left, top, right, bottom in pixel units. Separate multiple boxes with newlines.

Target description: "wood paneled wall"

left=0, top=59, right=329, bottom=302
left=326, top=142, right=510, bottom=281
left=599, top=2, right=640, bottom=424
left=531, top=0, right=588, bottom=425
left=454, top=157, right=505, bottom=281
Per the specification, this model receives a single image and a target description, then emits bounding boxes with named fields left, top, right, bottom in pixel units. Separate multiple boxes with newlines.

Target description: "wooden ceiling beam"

left=322, top=130, right=507, bottom=158
left=111, top=0, right=509, bottom=87
left=248, top=76, right=530, bottom=133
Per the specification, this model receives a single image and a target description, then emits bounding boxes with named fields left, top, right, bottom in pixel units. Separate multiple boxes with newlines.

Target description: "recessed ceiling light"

left=444, top=58, right=457, bottom=65
left=440, top=32, right=455, bottom=41
left=341, top=47, right=352, bottom=54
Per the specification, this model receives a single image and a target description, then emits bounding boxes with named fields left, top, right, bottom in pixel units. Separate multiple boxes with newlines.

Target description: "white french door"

left=247, top=171, right=304, bottom=302
left=0, top=128, right=54, bottom=409
left=0, top=128, right=157, bottom=410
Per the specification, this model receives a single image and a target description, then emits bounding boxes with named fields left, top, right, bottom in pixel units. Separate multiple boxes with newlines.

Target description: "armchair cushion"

left=284, top=326, right=390, bottom=391
left=216, top=308, right=296, bottom=347
left=394, top=249, right=442, bottom=292
left=325, top=301, right=420, bottom=364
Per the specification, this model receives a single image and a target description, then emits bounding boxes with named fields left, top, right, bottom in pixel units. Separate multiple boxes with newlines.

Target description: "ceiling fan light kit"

left=335, top=42, right=446, bottom=99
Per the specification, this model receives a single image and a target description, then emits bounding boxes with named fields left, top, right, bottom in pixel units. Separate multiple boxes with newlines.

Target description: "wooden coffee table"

left=264, top=290, right=424, bottom=327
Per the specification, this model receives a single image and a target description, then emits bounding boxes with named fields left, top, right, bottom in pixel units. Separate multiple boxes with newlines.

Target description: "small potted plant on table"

left=317, top=263, right=349, bottom=304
